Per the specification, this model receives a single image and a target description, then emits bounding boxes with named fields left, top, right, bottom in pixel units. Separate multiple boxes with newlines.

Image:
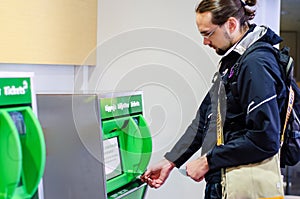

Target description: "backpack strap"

left=276, top=46, right=294, bottom=82
left=228, top=41, right=276, bottom=100
left=277, top=46, right=295, bottom=144
left=281, top=85, right=295, bottom=144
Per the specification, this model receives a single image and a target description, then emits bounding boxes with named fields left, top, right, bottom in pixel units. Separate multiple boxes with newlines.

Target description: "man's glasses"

left=201, top=26, right=218, bottom=39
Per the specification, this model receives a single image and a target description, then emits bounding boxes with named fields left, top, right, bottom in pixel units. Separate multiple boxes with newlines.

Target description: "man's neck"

left=234, top=24, right=250, bottom=45
left=222, top=24, right=250, bottom=57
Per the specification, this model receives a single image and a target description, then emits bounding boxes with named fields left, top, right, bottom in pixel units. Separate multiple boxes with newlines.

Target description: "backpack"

left=229, top=41, right=300, bottom=167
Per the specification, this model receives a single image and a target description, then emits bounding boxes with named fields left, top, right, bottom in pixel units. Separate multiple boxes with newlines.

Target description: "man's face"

left=196, top=12, right=233, bottom=55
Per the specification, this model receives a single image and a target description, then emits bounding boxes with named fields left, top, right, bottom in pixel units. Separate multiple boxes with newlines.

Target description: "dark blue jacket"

left=165, top=24, right=287, bottom=183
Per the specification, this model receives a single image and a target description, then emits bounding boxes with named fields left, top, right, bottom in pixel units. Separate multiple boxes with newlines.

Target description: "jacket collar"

left=222, top=24, right=282, bottom=57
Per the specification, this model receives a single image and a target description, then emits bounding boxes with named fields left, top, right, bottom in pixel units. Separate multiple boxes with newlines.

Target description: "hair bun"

left=244, top=0, right=257, bottom=7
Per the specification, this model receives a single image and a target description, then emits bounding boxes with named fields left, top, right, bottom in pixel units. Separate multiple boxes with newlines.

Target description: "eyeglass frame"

left=201, top=26, right=219, bottom=39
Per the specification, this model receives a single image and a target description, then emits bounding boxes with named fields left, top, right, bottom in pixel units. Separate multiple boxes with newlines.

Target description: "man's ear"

left=226, top=17, right=239, bottom=33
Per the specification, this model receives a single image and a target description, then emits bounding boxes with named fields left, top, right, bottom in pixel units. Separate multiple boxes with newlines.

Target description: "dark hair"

left=195, top=0, right=257, bottom=27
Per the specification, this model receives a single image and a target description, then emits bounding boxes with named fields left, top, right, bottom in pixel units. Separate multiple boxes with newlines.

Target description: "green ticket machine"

left=100, top=92, right=152, bottom=199
left=0, top=72, right=46, bottom=199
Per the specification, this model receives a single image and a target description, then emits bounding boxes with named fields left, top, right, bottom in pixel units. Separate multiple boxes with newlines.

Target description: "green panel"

left=100, top=94, right=143, bottom=119
left=0, top=78, right=32, bottom=106
left=0, top=107, right=46, bottom=199
left=103, top=117, right=139, bottom=193
left=12, top=107, right=46, bottom=199
left=103, top=115, right=152, bottom=194
left=134, top=115, right=152, bottom=172
left=0, top=110, right=22, bottom=199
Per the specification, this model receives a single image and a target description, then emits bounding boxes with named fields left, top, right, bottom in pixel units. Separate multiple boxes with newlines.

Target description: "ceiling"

left=280, top=0, right=300, bottom=32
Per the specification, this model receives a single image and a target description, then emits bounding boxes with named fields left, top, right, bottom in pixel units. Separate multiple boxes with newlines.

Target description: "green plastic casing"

left=103, top=115, right=152, bottom=193
left=0, top=107, right=46, bottom=199
left=0, top=76, right=45, bottom=199
left=0, top=110, right=22, bottom=199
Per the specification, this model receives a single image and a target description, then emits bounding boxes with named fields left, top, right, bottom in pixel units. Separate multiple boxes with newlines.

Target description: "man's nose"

left=203, top=37, right=211, bottom=45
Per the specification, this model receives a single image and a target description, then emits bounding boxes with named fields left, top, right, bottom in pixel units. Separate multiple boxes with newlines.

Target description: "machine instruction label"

left=103, top=137, right=122, bottom=180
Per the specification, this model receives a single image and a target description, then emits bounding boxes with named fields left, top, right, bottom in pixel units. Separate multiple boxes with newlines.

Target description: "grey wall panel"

left=37, top=94, right=106, bottom=199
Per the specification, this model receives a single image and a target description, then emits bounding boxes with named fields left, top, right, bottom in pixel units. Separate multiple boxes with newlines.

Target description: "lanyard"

left=216, top=77, right=224, bottom=146
left=281, top=85, right=295, bottom=144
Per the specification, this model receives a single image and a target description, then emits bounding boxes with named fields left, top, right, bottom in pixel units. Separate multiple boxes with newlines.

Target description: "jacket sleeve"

left=207, top=48, right=285, bottom=170
left=164, top=92, right=211, bottom=168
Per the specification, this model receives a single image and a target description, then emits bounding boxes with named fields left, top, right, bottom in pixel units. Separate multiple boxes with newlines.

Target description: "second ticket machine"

left=100, top=92, right=152, bottom=199
left=0, top=72, right=45, bottom=199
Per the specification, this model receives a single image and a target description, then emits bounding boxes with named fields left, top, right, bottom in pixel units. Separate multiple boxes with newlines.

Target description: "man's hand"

left=140, top=159, right=175, bottom=188
left=186, top=155, right=209, bottom=182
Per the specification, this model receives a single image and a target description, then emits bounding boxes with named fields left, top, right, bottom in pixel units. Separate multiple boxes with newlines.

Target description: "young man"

left=141, top=0, right=286, bottom=198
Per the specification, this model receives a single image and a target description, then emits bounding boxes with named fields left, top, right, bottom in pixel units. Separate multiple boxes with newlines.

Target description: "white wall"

left=0, top=64, right=74, bottom=94
left=95, top=0, right=281, bottom=199
left=254, top=0, right=281, bottom=35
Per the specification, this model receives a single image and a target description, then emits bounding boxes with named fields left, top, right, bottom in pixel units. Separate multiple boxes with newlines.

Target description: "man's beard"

left=216, top=48, right=227, bottom=55
left=215, top=30, right=233, bottom=56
